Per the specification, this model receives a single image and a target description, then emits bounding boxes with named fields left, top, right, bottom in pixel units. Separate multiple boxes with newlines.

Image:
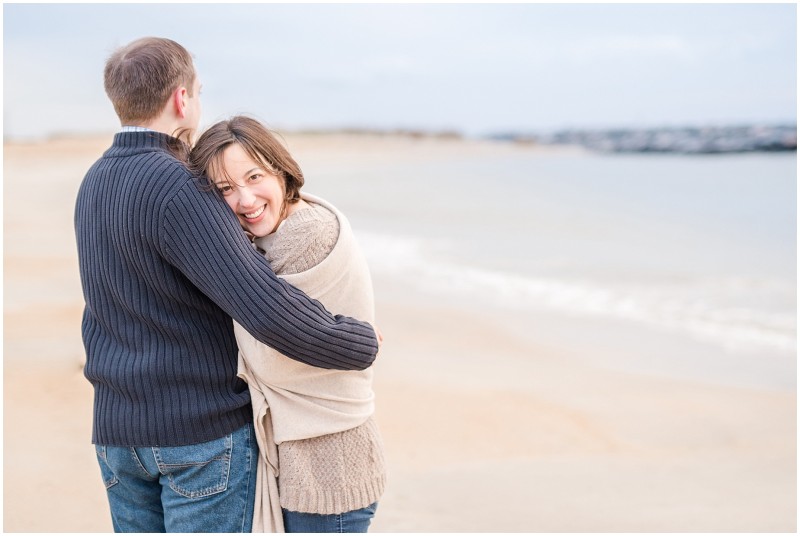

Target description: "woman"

left=189, top=116, right=386, bottom=533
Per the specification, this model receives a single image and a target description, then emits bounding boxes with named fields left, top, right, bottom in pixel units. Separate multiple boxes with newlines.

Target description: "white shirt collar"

left=120, top=126, right=155, bottom=133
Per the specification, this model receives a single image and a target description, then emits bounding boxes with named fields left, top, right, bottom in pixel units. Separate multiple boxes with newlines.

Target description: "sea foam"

left=356, top=230, right=797, bottom=355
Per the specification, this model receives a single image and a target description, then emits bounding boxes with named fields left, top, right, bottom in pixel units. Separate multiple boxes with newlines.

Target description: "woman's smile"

left=242, top=204, right=267, bottom=221
left=214, top=143, right=288, bottom=238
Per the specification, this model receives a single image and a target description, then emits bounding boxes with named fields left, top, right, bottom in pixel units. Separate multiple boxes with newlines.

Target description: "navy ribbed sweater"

left=74, top=132, right=378, bottom=447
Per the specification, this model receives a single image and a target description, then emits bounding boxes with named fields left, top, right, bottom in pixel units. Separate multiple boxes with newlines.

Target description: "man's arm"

left=161, top=181, right=378, bottom=371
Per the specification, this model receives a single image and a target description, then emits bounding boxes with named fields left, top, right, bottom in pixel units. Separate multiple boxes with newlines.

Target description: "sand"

left=3, top=134, right=796, bottom=532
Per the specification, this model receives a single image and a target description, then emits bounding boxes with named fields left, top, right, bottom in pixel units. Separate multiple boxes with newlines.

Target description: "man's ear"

left=172, top=87, right=188, bottom=119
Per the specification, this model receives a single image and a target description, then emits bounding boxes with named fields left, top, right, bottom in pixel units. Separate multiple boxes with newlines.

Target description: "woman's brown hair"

left=188, top=116, right=304, bottom=209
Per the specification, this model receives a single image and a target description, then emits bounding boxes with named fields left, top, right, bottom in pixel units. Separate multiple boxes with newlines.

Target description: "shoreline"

left=5, top=121, right=795, bottom=155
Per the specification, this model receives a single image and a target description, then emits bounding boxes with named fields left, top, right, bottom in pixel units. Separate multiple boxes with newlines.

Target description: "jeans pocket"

left=153, top=434, right=233, bottom=499
left=95, top=445, right=119, bottom=490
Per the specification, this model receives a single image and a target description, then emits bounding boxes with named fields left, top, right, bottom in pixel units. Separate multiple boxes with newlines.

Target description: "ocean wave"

left=356, top=230, right=797, bottom=354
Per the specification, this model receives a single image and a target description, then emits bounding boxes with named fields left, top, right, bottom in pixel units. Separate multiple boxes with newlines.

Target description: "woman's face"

left=214, top=143, right=286, bottom=238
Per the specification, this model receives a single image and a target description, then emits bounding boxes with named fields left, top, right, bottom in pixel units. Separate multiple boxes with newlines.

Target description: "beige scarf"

left=235, top=193, right=376, bottom=532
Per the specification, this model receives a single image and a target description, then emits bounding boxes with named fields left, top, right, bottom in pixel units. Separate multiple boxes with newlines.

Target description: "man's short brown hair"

left=104, top=37, right=196, bottom=124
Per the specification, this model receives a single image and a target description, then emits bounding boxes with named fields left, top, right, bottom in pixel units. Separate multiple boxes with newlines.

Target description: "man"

left=74, top=37, right=379, bottom=533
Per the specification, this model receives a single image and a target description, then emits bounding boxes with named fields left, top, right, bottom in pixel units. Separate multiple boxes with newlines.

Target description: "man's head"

left=104, top=37, right=200, bottom=133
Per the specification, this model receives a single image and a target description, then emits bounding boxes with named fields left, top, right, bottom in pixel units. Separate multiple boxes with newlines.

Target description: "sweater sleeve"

left=160, top=179, right=378, bottom=371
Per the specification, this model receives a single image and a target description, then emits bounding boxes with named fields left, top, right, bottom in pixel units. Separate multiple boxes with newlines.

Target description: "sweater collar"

left=106, top=130, right=188, bottom=158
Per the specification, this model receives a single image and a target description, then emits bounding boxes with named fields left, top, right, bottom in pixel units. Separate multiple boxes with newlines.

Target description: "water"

left=302, top=144, right=796, bottom=359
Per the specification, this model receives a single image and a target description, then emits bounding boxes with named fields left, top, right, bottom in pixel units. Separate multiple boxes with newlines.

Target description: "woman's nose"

left=238, top=186, right=256, bottom=207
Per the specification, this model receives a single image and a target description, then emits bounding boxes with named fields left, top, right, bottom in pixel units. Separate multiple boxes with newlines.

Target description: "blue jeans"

left=95, top=423, right=257, bottom=533
left=282, top=502, right=378, bottom=533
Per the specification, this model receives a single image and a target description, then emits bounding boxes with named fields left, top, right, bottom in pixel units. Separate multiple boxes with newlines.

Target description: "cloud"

left=2, top=2, right=795, bottom=138
left=563, top=35, right=695, bottom=63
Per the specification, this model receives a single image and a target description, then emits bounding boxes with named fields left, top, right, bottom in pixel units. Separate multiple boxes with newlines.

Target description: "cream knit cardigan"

left=235, top=193, right=377, bottom=532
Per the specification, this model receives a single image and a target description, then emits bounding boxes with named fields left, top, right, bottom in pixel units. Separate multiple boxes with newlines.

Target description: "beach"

left=3, top=133, right=796, bottom=532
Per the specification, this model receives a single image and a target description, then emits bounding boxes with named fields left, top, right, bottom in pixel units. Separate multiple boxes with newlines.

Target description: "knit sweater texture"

left=238, top=196, right=386, bottom=531
left=74, top=132, right=378, bottom=447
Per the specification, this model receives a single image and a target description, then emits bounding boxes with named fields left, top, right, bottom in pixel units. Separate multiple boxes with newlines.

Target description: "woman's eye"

left=249, top=174, right=262, bottom=182
left=217, top=185, right=232, bottom=195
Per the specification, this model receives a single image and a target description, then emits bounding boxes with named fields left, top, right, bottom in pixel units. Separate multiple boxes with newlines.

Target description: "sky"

left=3, top=2, right=797, bottom=140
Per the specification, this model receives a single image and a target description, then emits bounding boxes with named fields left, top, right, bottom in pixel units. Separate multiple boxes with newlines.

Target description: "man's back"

left=76, top=131, right=251, bottom=447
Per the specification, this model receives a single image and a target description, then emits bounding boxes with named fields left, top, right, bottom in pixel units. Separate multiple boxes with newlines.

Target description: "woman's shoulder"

left=286, top=200, right=338, bottom=227
left=260, top=201, right=340, bottom=275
